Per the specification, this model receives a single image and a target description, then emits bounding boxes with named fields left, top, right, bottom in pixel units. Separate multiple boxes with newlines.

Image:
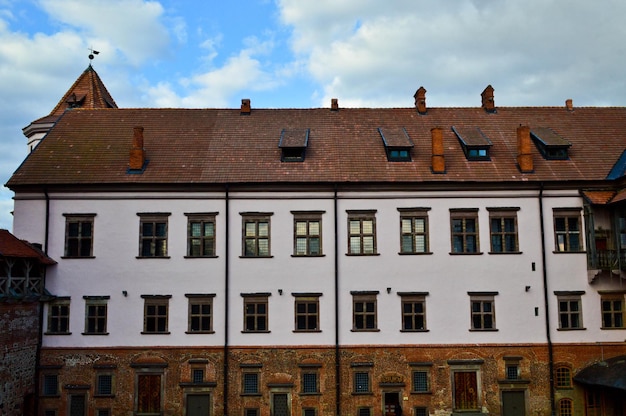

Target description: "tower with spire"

left=22, top=64, right=117, bottom=152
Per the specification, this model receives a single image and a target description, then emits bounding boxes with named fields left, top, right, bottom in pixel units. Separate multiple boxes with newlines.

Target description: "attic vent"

left=452, top=126, right=492, bottom=160
left=66, top=93, right=86, bottom=109
left=481, top=85, right=495, bottom=113
left=279, top=129, right=309, bottom=162
left=530, top=127, right=571, bottom=160
left=378, top=128, right=413, bottom=162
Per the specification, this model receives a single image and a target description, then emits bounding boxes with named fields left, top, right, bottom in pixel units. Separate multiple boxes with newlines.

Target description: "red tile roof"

left=0, top=229, right=56, bottom=264
left=6, top=105, right=626, bottom=189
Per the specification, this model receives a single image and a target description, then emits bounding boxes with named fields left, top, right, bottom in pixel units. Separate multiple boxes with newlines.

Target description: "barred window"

left=96, top=374, right=113, bottom=396
left=555, top=366, right=572, bottom=388
left=192, top=369, right=204, bottom=384
left=412, top=370, right=429, bottom=392
left=354, top=372, right=370, bottom=393
left=243, top=373, right=259, bottom=394
left=414, top=408, right=428, bottom=416
left=42, top=374, right=59, bottom=396
left=302, top=372, right=318, bottom=394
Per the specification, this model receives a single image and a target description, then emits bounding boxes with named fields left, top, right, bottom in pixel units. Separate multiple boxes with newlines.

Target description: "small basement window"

left=530, top=127, right=571, bottom=160
left=452, top=126, right=492, bottom=161
left=378, top=127, right=414, bottom=162
left=279, top=129, right=309, bottom=162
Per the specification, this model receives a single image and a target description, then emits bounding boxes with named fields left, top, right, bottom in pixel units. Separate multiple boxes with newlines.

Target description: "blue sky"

left=1, top=0, right=626, bottom=232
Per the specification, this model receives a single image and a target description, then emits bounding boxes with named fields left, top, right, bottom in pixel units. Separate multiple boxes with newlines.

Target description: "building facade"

left=5, top=68, right=626, bottom=416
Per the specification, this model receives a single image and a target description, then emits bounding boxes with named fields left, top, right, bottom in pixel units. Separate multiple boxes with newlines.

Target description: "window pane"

left=465, top=219, right=476, bottom=232
left=258, top=222, right=269, bottom=237
left=491, top=218, right=502, bottom=232
left=414, top=218, right=425, bottom=233
left=309, top=221, right=320, bottom=235
left=362, top=220, right=373, bottom=234
left=362, top=236, right=374, bottom=253
left=190, top=222, right=202, bottom=236
left=296, top=221, right=307, bottom=235
left=350, top=237, right=361, bottom=253
left=257, top=239, right=269, bottom=256
left=309, top=238, right=320, bottom=255
left=401, top=218, right=412, bottom=234
left=155, top=223, right=166, bottom=237
left=245, top=222, right=256, bottom=236
left=401, top=235, right=413, bottom=252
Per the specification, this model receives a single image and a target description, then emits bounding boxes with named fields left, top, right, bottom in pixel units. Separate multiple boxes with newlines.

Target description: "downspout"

left=539, top=183, right=556, bottom=416
left=223, top=185, right=230, bottom=416
left=34, top=188, right=51, bottom=416
left=334, top=184, right=341, bottom=416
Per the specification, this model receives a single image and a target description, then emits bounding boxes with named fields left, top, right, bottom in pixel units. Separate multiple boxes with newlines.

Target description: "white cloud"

left=278, top=0, right=626, bottom=107
left=38, top=0, right=171, bottom=66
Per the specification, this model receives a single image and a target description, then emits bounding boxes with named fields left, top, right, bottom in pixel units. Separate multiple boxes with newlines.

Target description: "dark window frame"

left=185, top=213, right=217, bottom=258
left=141, top=295, right=171, bottom=334
left=400, top=293, right=428, bottom=332
left=95, top=373, right=114, bottom=397
left=469, top=293, right=497, bottom=331
left=601, top=294, right=625, bottom=329
left=292, top=211, right=324, bottom=256
left=83, top=296, right=109, bottom=335
left=241, top=213, right=273, bottom=257
left=351, top=291, right=379, bottom=332
left=294, top=294, right=321, bottom=332
left=450, top=209, right=480, bottom=254
left=63, top=214, right=95, bottom=258
left=553, top=209, right=583, bottom=253
left=398, top=208, right=431, bottom=254
left=186, top=294, right=215, bottom=334
left=347, top=210, right=377, bottom=255
left=137, top=213, right=170, bottom=258
left=555, top=292, right=585, bottom=330
left=242, top=294, right=270, bottom=333
left=487, top=208, right=520, bottom=254
left=47, top=299, right=71, bottom=335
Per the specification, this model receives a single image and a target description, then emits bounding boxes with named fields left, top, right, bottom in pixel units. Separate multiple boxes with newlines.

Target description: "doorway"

left=384, top=392, right=402, bottom=416
left=186, top=394, right=210, bottom=416
left=502, top=391, right=526, bottom=416
left=271, top=393, right=290, bottom=416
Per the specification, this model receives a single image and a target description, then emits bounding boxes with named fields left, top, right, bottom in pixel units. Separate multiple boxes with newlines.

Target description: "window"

left=399, top=208, right=430, bottom=254
left=83, top=296, right=108, bottom=335
left=142, top=295, right=171, bottom=334
left=243, top=294, right=270, bottom=332
left=245, top=409, right=259, bottom=416
left=556, top=292, right=584, bottom=330
left=63, top=214, right=95, bottom=257
left=96, top=410, right=111, bottom=416
left=452, top=126, right=492, bottom=161
left=506, top=364, right=520, bottom=380
left=347, top=210, right=377, bottom=255
left=378, top=127, right=414, bottom=162
left=192, top=369, right=205, bottom=384
left=47, top=299, right=70, bottom=334
left=414, top=408, right=428, bottom=416
left=601, top=294, right=624, bottom=328
left=469, top=293, right=497, bottom=330
left=400, top=293, right=428, bottom=331
left=96, top=374, right=113, bottom=396
left=353, top=371, right=370, bottom=393
left=242, top=372, right=260, bottom=394
left=294, top=294, right=321, bottom=332
left=279, top=128, right=309, bottom=162
left=553, top=209, right=582, bottom=252
left=292, top=211, right=323, bottom=256
left=44, top=411, right=58, bottom=416
left=186, top=294, right=215, bottom=333
left=585, top=390, right=602, bottom=416
left=42, top=374, right=59, bottom=396
left=530, top=128, right=571, bottom=160
left=450, top=209, right=480, bottom=253
left=241, top=213, right=272, bottom=257
left=555, top=366, right=572, bottom=388
left=186, top=213, right=217, bottom=257
left=412, top=370, right=430, bottom=393
left=352, top=292, right=378, bottom=331
left=558, top=398, right=573, bottom=416
left=136, top=373, right=162, bottom=414
left=138, top=213, right=169, bottom=257
left=303, top=408, right=317, bottom=416
left=488, top=208, right=519, bottom=253
left=358, top=408, right=372, bottom=416
left=301, top=372, right=319, bottom=394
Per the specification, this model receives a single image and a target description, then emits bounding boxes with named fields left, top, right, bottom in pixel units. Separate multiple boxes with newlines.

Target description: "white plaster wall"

left=16, top=188, right=617, bottom=349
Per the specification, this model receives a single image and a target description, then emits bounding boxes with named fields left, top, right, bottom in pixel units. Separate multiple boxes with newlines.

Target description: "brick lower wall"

left=36, top=342, right=626, bottom=416
left=0, top=300, right=41, bottom=416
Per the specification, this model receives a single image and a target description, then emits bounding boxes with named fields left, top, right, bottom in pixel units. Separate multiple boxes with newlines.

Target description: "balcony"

left=588, top=249, right=626, bottom=272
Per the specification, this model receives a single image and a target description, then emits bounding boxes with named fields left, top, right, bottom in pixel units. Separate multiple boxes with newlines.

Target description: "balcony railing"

left=588, top=249, right=626, bottom=271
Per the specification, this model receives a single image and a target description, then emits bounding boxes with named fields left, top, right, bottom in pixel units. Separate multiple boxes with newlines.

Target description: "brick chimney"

left=241, top=98, right=251, bottom=114
left=481, top=85, right=495, bottom=113
left=129, top=126, right=145, bottom=170
left=331, top=98, right=339, bottom=111
left=565, top=98, right=573, bottom=111
left=414, top=86, right=427, bottom=114
left=431, top=127, right=445, bottom=173
left=516, top=125, right=534, bottom=173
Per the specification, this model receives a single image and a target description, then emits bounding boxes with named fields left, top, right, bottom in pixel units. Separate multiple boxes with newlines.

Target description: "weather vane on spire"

left=88, top=47, right=100, bottom=63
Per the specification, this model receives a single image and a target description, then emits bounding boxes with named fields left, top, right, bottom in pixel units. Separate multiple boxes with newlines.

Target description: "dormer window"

left=530, top=127, right=571, bottom=160
left=452, top=126, right=492, bottom=161
left=378, top=128, right=413, bottom=162
left=279, top=129, right=309, bottom=162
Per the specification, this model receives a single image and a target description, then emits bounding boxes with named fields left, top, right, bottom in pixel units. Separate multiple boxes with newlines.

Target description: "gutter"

left=34, top=188, right=51, bottom=416
left=223, top=185, right=230, bottom=416
left=334, top=184, right=341, bottom=416
left=539, top=183, right=556, bottom=416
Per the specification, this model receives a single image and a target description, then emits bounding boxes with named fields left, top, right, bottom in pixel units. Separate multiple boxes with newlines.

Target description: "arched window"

left=559, top=398, right=573, bottom=416
left=555, top=366, right=572, bottom=388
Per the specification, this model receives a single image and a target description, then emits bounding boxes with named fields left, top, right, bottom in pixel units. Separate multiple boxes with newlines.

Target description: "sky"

left=1, top=0, right=625, bottom=232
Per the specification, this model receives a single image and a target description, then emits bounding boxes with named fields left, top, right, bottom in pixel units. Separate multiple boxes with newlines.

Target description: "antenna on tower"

left=88, top=47, right=100, bottom=63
